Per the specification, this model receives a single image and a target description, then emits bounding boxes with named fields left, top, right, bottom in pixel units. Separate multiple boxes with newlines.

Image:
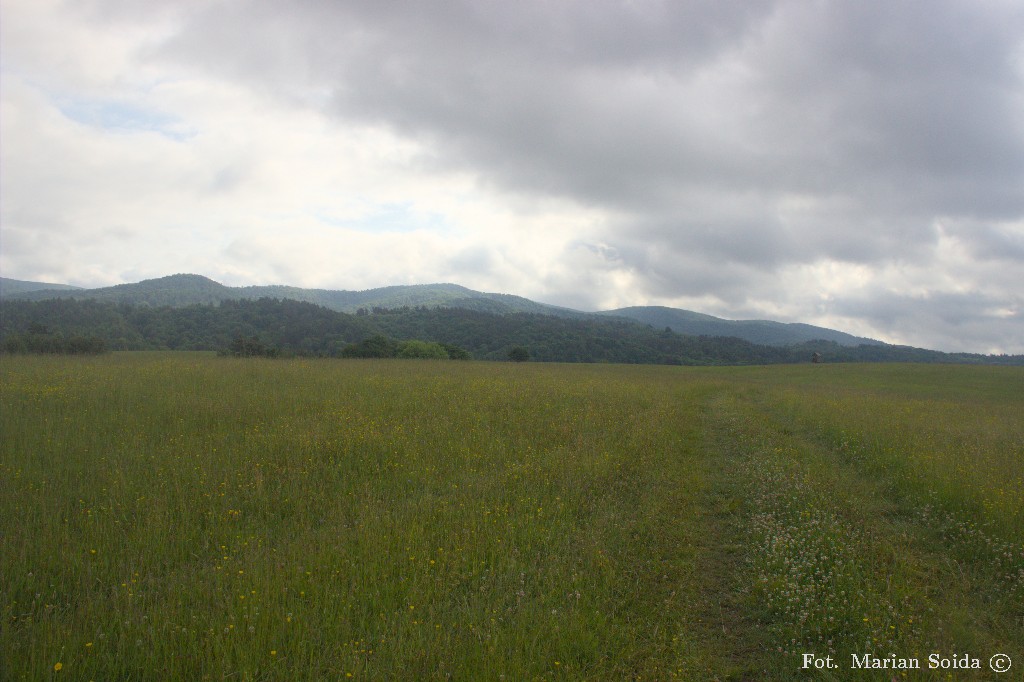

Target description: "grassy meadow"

left=1, top=354, right=1021, bottom=680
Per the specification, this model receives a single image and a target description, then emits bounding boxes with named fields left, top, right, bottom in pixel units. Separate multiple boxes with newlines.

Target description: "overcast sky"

left=2, top=0, right=1023, bottom=353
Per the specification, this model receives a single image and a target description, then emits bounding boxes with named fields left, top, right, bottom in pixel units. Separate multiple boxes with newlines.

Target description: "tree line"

left=2, top=323, right=108, bottom=355
left=2, top=297, right=1021, bottom=365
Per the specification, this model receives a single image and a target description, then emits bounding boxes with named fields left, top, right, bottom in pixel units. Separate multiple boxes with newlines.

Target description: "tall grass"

left=2, top=355, right=718, bottom=680
left=2, top=355, right=1021, bottom=680
left=752, top=364, right=1024, bottom=535
left=706, top=364, right=1024, bottom=677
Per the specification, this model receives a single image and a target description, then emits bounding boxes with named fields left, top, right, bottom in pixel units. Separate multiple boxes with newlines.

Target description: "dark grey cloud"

left=146, top=3, right=1024, bottom=203
left=944, top=220, right=1024, bottom=264
left=833, top=289, right=1023, bottom=355
left=142, top=0, right=775, bottom=201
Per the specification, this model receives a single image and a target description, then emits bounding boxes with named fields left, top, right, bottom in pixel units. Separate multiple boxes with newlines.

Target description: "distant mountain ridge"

left=1, top=274, right=577, bottom=316
left=0, top=277, right=84, bottom=296
left=600, top=306, right=883, bottom=348
left=1, top=273, right=881, bottom=348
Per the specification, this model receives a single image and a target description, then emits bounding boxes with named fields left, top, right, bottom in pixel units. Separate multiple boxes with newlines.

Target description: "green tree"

left=226, top=335, right=278, bottom=358
left=341, top=335, right=399, bottom=358
left=397, top=340, right=449, bottom=359
left=441, top=343, right=471, bottom=360
left=508, top=346, right=530, bottom=362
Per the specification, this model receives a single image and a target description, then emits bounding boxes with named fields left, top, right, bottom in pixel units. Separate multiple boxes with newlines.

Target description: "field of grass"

left=1, top=354, right=1021, bottom=680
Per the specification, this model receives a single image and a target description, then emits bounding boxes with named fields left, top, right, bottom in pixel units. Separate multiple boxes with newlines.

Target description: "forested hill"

left=2, top=297, right=1021, bottom=365
left=1, top=274, right=578, bottom=317
left=601, top=306, right=883, bottom=347
left=0, top=277, right=84, bottom=297
left=2, top=273, right=879, bottom=347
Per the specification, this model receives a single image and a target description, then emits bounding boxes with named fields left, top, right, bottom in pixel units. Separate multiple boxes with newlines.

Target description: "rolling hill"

left=1, top=274, right=579, bottom=317
left=600, top=306, right=883, bottom=347
left=2, top=273, right=880, bottom=347
left=0, top=277, right=84, bottom=297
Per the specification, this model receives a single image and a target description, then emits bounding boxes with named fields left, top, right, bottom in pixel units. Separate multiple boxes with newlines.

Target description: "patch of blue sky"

left=313, top=203, right=453, bottom=234
left=53, top=93, right=194, bottom=141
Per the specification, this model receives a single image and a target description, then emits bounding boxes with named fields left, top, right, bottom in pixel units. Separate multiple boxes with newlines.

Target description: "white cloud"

left=2, top=0, right=1022, bottom=353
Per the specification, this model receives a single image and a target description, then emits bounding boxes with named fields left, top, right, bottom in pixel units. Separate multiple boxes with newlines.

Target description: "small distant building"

left=811, top=352, right=822, bottom=364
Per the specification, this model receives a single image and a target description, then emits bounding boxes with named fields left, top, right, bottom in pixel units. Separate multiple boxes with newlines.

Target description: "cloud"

left=2, top=0, right=1022, bottom=352
left=832, top=290, right=1023, bottom=356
